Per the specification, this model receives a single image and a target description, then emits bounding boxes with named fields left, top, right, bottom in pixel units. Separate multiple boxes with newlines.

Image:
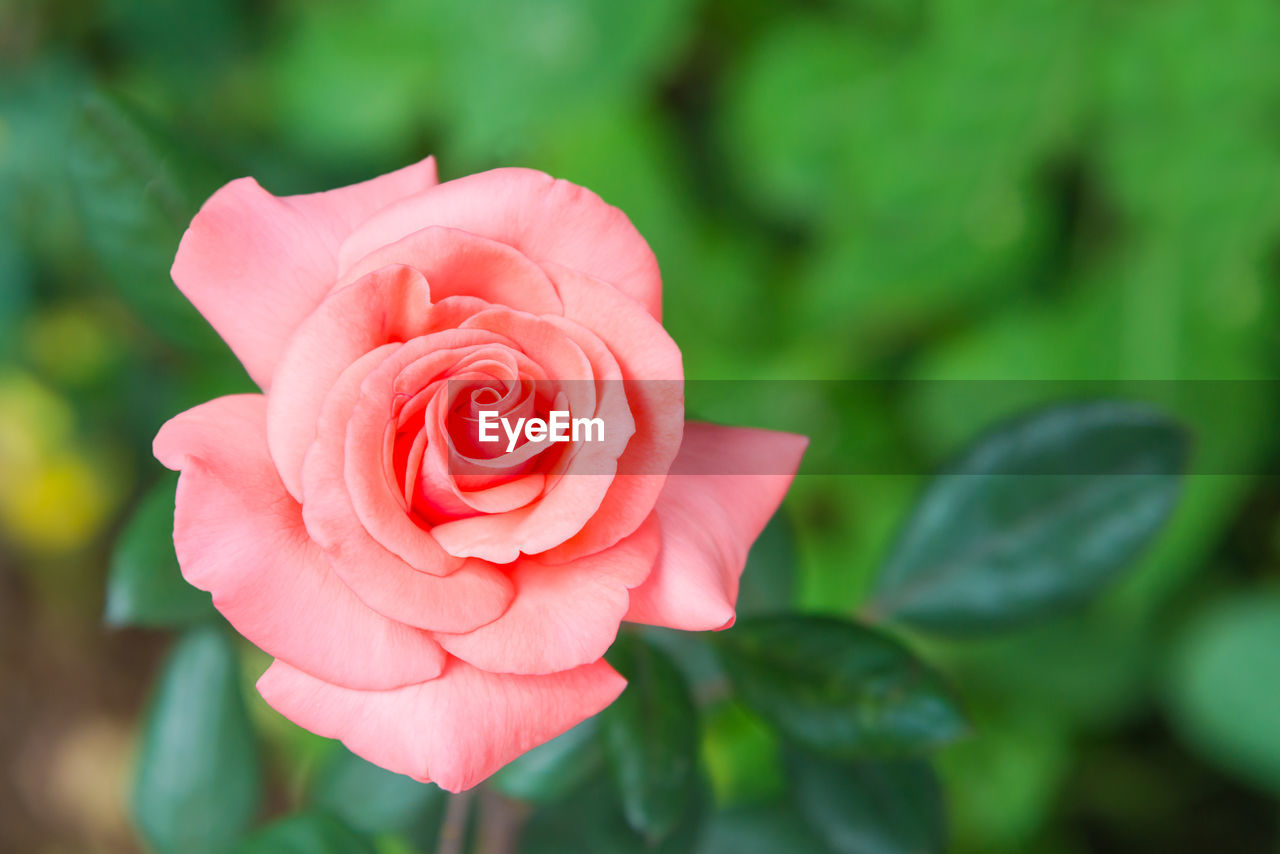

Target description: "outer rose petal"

left=434, top=516, right=660, bottom=675
left=625, top=422, right=808, bottom=631
left=172, top=157, right=438, bottom=388
left=153, top=394, right=446, bottom=690
left=257, top=656, right=626, bottom=792
left=337, top=168, right=662, bottom=319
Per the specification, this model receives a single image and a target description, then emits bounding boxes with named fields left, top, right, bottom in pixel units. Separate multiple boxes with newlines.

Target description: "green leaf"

left=132, top=627, right=261, bottom=854
left=1166, top=591, right=1280, bottom=794
left=788, top=752, right=946, bottom=854
left=600, top=633, right=700, bottom=843
left=867, top=401, right=1188, bottom=633
left=736, top=510, right=799, bottom=616
left=489, top=717, right=603, bottom=805
left=105, top=473, right=216, bottom=627
left=67, top=91, right=227, bottom=354
left=700, top=700, right=786, bottom=807
left=718, top=616, right=966, bottom=757
left=308, top=745, right=446, bottom=839
left=231, top=810, right=375, bottom=854
left=519, top=771, right=707, bottom=854
left=696, top=803, right=830, bottom=854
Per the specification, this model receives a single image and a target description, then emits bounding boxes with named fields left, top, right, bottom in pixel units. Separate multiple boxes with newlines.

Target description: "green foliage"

left=490, top=718, right=604, bottom=805
left=718, top=616, right=967, bottom=757
left=132, top=627, right=261, bottom=854
left=66, top=91, right=227, bottom=354
left=519, top=772, right=708, bottom=854
left=601, top=633, right=701, bottom=843
left=1166, top=591, right=1280, bottom=795
left=105, top=473, right=217, bottom=627
left=735, top=510, right=799, bottom=615
left=697, top=803, right=830, bottom=854
left=868, top=401, right=1189, bottom=633
left=788, top=752, right=946, bottom=854
left=307, top=746, right=446, bottom=840
left=231, top=810, right=374, bottom=854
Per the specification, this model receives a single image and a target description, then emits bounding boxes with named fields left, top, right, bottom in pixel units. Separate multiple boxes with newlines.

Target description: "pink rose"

left=153, top=157, right=806, bottom=791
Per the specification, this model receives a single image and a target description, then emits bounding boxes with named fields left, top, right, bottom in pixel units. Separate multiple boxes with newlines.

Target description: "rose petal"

left=338, top=168, right=661, bottom=319
left=257, top=655, right=626, bottom=792
left=172, top=157, right=438, bottom=388
left=302, top=345, right=516, bottom=631
left=537, top=263, right=685, bottom=563
left=624, top=422, right=808, bottom=631
left=428, top=309, right=636, bottom=562
left=153, top=394, right=446, bottom=690
left=435, top=515, right=659, bottom=674
left=340, top=226, right=563, bottom=315
left=267, top=265, right=445, bottom=500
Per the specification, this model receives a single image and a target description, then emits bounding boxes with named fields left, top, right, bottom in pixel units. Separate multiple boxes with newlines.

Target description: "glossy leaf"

left=600, top=633, right=700, bottom=843
left=490, top=717, right=604, bottom=805
left=719, top=616, right=966, bottom=757
left=868, top=401, right=1188, bottom=633
left=789, top=752, right=946, bottom=854
left=696, top=803, right=830, bottom=854
left=519, top=771, right=706, bottom=854
left=105, top=473, right=216, bottom=627
left=231, top=810, right=374, bottom=854
left=132, top=627, right=261, bottom=854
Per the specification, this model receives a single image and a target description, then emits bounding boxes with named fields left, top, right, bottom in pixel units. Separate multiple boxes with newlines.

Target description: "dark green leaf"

left=600, top=633, right=700, bottom=842
left=490, top=717, right=604, bottom=805
left=868, top=401, right=1188, bottom=633
left=67, top=91, right=227, bottom=354
left=132, top=627, right=261, bottom=854
left=719, top=616, right=966, bottom=757
left=105, top=473, right=216, bottom=627
left=696, top=802, right=830, bottom=854
left=231, top=810, right=374, bottom=854
left=519, top=771, right=706, bottom=854
left=308, top=745, right=446, bottom=839
left=788, top=752, right=946, bottom=854
left=736, top=510, right=798, bottom=616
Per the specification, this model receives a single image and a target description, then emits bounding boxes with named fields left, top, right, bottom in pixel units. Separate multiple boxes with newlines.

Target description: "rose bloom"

left=154, top=157, right=806, bottom=791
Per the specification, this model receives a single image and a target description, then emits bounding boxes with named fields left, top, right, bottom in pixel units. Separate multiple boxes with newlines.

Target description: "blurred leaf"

left=308, top=745, right=445, bottom=839
left=696, top=802, right=830, bottom=854
left=935, top=698, right=1071, bottom=851
left=231, top=810, right=374, bottom=854
left=719, top=616, right=966, bottom=757
left=490, top=717, right=603, bottom=805
left=67, top=90, right=227, bottom=354
left=434, top=0, right=699, bottom=161
left=601, top=633, right=700, bottom=843
left=519, top=771, right=707, bottom=854
left=1166, top=590, right=1280, bottom=794
left=105, top=473, right=216, bottom=627
left=788, top=752, right=945, bottom=854
left=700, top=700, right=785, bottom=807
left=736, top=510, right=798, bottom=615
left=133, top=627, right=261, bottom=854
left=868, top=401, right=1188, bottom=633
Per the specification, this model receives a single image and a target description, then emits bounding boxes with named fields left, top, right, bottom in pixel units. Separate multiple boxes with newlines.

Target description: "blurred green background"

left=3, top=0, right=1280, bottom=851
